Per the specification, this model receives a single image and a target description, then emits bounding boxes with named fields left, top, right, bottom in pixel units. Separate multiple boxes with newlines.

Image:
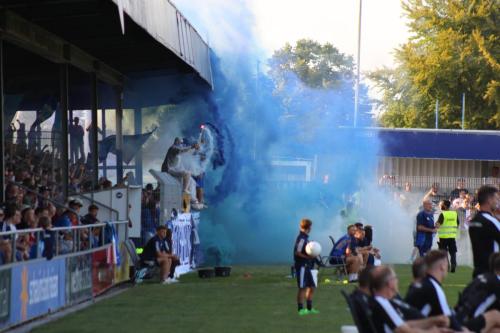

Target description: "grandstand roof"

left=0, top=0, right=212, bottom=108
left=376, top=127, right=500, bottom=161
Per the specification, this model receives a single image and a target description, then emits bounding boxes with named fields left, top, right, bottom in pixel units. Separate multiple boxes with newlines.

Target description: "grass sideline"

left=33, top=265, right=472, bottom=333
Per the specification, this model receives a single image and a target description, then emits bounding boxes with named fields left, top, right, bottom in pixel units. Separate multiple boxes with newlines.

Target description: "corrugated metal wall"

left=377, top=157, right=500, bottom=192
left=377, top=157, right=489, bottom=178
left=112, top=0, right=213, bottom=87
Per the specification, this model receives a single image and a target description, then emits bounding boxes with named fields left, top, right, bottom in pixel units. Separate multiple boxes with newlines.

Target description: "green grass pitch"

left=33, top=265, right=472, bottom=333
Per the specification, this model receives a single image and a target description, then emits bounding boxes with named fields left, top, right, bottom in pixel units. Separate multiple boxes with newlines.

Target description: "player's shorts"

left=464, top=315, right=486, bottom=332
left=295, top=264, right=316, bottom=289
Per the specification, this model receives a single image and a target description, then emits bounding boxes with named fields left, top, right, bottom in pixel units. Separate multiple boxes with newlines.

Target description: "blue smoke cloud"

left=139, top=0, right=413, bottom=265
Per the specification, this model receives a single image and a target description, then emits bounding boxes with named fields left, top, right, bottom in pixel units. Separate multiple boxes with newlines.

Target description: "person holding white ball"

left=293, top=218, right=320, bottom=316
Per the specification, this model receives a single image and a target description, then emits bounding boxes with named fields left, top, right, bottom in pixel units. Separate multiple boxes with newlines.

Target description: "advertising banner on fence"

left=10, top=258, right=65, bottom=324
left=172, top=213, right=193, bottom=266
left=92, top=249, right=114, bottom=296
left=66, top=254, right=92, bottom=305
left=0, top=268, right=11, bottom=326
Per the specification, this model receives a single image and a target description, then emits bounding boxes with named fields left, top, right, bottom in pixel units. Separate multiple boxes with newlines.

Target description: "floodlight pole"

left=461, top=92, right=465, bottom=130
left=354, top=0, right=362, bottom=128
left=435, top=99, right=439, bottom=129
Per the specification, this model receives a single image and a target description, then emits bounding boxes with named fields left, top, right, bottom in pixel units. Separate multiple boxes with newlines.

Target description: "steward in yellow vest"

left=436, top=200, right=459, bottom=273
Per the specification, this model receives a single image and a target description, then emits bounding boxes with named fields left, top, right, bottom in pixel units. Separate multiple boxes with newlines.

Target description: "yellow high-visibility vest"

left=438, top=210, right=458, bottom=239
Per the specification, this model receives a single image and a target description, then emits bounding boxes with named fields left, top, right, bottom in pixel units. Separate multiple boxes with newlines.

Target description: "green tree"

left=370, top=0, right=499, bottom=129
left=269, top=39, right=354, bottom=90
left=267, top=39, right=372, bottom=139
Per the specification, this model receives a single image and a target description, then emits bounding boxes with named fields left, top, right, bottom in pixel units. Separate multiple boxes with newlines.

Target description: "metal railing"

left=76, top=192, right=120, bottom=221
left=12, top=181, right=83, bottom=218
left=379, top=176, right=499, bottom=193
left=0, top=220, right=128, bottom=268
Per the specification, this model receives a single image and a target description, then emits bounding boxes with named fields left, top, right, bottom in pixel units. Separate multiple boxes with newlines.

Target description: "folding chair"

left=124, top=239, right=157, bottom=284
left=319, top=236, right=348, bottom=281
left=341, top=290, right=377, bottom=333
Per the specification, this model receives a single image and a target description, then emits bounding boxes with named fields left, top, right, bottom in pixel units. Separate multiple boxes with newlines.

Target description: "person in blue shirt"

left=293, top=218, right=319, bottom=315
left=329, top=224, right=363, bottom=282
left=415, top=199, right=437, bottom=257
left=39, top=216, right=55, bottom=260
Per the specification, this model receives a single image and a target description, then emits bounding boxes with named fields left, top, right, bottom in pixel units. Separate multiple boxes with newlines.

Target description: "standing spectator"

left=492, top=166, right=499, bottom=179
left=435, top=200, right=458, bottom=273
left=423, top=183, right=443, bottom=212
left=415, top=200, right=437, bottom=257
left=27, top=123, right=37, bottom=151
left=5, top=123, right=15, bottom=146
left=469, top=185, right=500, bottom=278
left=69, top=117, right=85, bottom=164
left=450, top=178, right=468, bottom=200
left=141, top=185, right=157, bottom=244
left=16, top=119, right=27, bottom=151
left=86, top=122, right=102, bottom=161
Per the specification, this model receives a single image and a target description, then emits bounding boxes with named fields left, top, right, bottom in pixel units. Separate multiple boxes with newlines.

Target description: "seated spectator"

left=450, top=178, right=469, bottom=200
left=405, top=250, right=464, bottom=331
left=353, top=226, right=381, bottom=267
left=15, top=234, right=31, bottom=260
left=18, top=207, right=36, bottom=230
left=55, top=199, right=82, bottom=227
left=140, top=225, right=180, bottom=284
left=406, top=257, right=427, bottom=300
left=349, top=266, right=376, bottom=333
left=455, top=253, right=500, bottom=333
left=329, top=225, right=363, bottom=282
left=0, top=239, right=14, bottom=264
left=34, top=207, right=49, bottom=220
left=0, top=204, right=21, bottom=240
left=82, top=204, right=99, bottom=225
left=369, top=265, right=450, bottom=333
left=59, top=231, right=74, bottom=254
left=39, top=216, right=55, bottom=259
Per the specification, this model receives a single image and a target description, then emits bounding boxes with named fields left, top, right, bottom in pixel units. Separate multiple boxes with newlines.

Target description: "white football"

left=305, top=241, right=322, bottom=257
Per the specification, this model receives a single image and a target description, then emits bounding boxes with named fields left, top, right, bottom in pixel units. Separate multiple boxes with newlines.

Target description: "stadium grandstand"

left=0, top=0, right=211, bottom=330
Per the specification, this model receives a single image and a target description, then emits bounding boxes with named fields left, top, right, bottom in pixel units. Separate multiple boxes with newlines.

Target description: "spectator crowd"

left=0, top=118, right=121, bottom=265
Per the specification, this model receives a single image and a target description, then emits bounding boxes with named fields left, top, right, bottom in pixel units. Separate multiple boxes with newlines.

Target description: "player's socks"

left=298, top=303, right=304, bottom=312
left=306, top=300, right=312, bottom=311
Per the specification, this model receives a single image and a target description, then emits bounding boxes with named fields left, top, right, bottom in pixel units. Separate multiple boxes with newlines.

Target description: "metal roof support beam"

left=0, top=39, right=4, bottom=202
left=59, top=63, right=69, bottom=199
left=115, top=86, right=123, bottom=184
left=90, top=72, right=99, bottom=188
left=0, top=9, right=124, bottom=87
